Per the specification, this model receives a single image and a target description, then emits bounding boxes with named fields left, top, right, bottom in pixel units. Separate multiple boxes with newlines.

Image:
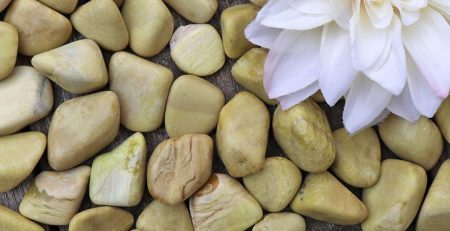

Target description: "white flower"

left=245, top=0, right=450, bottom=133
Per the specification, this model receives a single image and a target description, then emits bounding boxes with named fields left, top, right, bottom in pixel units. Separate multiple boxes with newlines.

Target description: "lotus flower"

left=245, top=0, right=450, bottom=133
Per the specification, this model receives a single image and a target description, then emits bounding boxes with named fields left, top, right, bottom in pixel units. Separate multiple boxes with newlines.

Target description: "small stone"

left=37, top=0, right=77, bottom=14
left=170, top=24, right=225, bottom=77
left=90, top=133, right=147, bottom=207
left=273, top=100, right=335, bottom=172
left=147, top=134, right=213, bottom=205
left=163, top=0, right=218, bottom=23
left=48, top=91, right=120, bottom=170
left=379, top=114, right=443, bottom=170
left=252, top=213, right=306, bottom=231
left=243, top=157, right=301, bottom=212
left=4, top=0, right=72, bottom=56
left=71, top=0, right=129, bottom=51
left=331, top=128, right=381, bottom=188
left=311, top=90, right=325, bottom=103
left=122, top=0, right=174, bottom=57
left=291, top=171, right=368, bottom=225
left=68, top=206, right=134, bottom=231
left=0, top=66, right=53, bottom=136
left=362, top=159, right=427, bottom=231
left=0, top=132, right=46, bottom=192
left=435, top=96, right=450, bottom=143
left=221, top=4, right=258, bottom=59
left=231, top=48, right=276, bottom=105
left=19, top=166, right=91, bottom=225
left=416, top=159, right=450, bottom=231
left=109, top=51, right=173, bottom=132
left=189, top=174, right=263, bottom=231
left=0, top=0, right=11, bottom=12
left=0, top=205, right=44, bottom=231
left=32, top=39, right=108, bottom=94
left=250, top=0, right=267, bottom=7
left=136, top=200, right=194, bottom=231
left=165, top=75, right=225, bottom=137
left=216, top=91, right=270, bottom=177
left=0, top=22, right=18, bottom=80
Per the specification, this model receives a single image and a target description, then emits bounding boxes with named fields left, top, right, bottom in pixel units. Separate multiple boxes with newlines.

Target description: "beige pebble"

left=0, top=0, right=11, bottom=12
left=0, top=132, right=46, bottom=192
left=109, top=51, right=173, bottom=132
left=164, top=75, right=224, bottom=137
left=189, top=174, right=263, bottom=231
left=221, top=4, right=258, bottom=59
left=48, top=91, right=120, bottom=170
left=273, top=100, right=335, bottom=172
left=0, top=205, right=44, bottom=231
left=19, top=166, right=91, bottom=225
left=163, top=0, right=218, bottom=23
left=147, top=134, right=213, bottom=205
left=32, top=39, right=108, bottom=94
left=122, top=0, right=173, bottom=57
left=291, top=171, right=368, bottom=225
left=250, top=0, right=267, bottom=7
left=252, top=213, right=306, bottom=231
left=231, top=48, right=276, bottom=105
left=362, top=159, right=427, bottom=231
left=311, top=90, right=326, bottom=103
left=137, top=200, right=194, bottom=231
left=435, top=96, right=450, bottom=143
left=379, top=114, right=443, bottom=170
left=90, top=133, right=147, bottom=207
left=170, top=24, right=225, bottom=77
left=37, top=0, right=77, bottom=14
left=243, top=157, right=301, bottom=212
left=0, top=66, right=53, bottom=136
left=71, top=0, right=129, bottom=51
left=216, top=91, right=270, bottom=177
left=331, top=128, right=381, bottom=188
left=69, top=206, right=134, bottom=231
left=416, top=159, right=450, bottom=231
left=0, top=22, right=18, bottom=80
left=4, top=0, right=72, bottom=56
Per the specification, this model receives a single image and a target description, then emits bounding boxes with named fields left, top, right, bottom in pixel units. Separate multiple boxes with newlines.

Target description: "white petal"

left=330, top=0, right=354, bottom=29
left=429, top=0, right=450, bottom=19
left=364, top=0, right=394, bottom=28
left=261, top=8, right=333, bottom=30
left=391, top=0, right=427, bottom=25
left=387, top=83, right=421, bottom=122
left=264, top=29, right=322, bottom=98
left=288, top=0, right=332, bottom=14
left=278, top=82, right=320, bottom=110
left=245, top=21, right=282, bottom=49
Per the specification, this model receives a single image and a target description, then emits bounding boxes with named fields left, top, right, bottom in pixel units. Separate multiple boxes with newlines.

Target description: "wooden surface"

left=1, top=0, right=449, bottom=230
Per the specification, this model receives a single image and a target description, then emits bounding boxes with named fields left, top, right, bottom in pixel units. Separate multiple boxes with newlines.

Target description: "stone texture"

left=37, top=0, right=77, bottom=14
left=253, top=213, right=306, bottom=231
left=0, top=21, right=18, bottom=80
left=136, top=200, right=194, bottom=231
left=163, top=0, right=218, bottom=23
left=0, top=205, right=44, bottom=231
left=68, top=206, right=134, bottom=231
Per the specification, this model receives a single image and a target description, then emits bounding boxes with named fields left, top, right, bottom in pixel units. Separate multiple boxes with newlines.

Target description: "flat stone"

left=164, top=75, right=224, bottom=137
left=0, top=205, right=44, bottom=231
left=137, top=200, right=193, bottom=231
left=37, top=0, right=77, bottom=14
left=252, top=213, right=306, bottom=231
left=0, top=21, right=18, bottom=80
left=435, top=96, right=450, bottom=143
left=69, top=206, right=134, bottom=231
left=163, top=0, right=217, bottom=23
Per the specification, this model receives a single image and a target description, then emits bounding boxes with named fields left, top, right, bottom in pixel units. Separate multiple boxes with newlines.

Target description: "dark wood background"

left=1, top=0, right=449, bottom=230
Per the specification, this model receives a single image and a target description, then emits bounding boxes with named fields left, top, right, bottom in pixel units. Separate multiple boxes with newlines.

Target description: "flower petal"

left=364, top=0, right=394, bottom=28
left=261, top=8, right=333, bottom=30
left=387, top=82, right=421, bottom=122
left=278, top=82, right=320, bottom=110
left=288, top=0, right=332, bottom=14
left=391, top=0, right=427, bottom=25
left=330, top=0, right=353, bottom=29
left=429, top=0, right=450, bottom=19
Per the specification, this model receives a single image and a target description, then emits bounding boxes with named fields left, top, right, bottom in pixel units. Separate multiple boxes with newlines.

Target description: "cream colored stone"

left=170, top=24, right=225, bottom=76
left=71, top=0, right=129, bottom=51
left=273, top=100, right=335, bottom=172
left=250, top=0, right=267, bottom=7
left=0, top=66, right=53, bottom=136
left=252, top=213, right=306, bottom=231
left=362, top=159, right=427, bottom=231
left=216, top=91, right=269, bottom=177
left=0, top=22, right=18, bottom=80
left=137, top=200, right=193, bottom=231
left=48, top=91, right=120, bottom=170
left=435, top=96, right=450, bottom=143
left=311, top=91, right=325, bottom=103
left=109, top=51, right=173, bottom=132
left=231, top=48, right=276, bottom=105
left=122, top=0, right=173, bottom=57
left=0, top=205, right=44, bottom=231
left=0, top=0, right=11, bottom=12
left=37, top=0, right=77, bottom=14
left=4, top=0, right=72, bottom=56
left=165, top=75, right=225, bottom=137
left=189, top=174, right=263, bottom=231
left=69, top=206, right=134, bottom=231
left=90, top=133, right=147, bottom=207
left=19, top=166, right=91, bottom=225
left=291, top=171, right=368, bottom=225
left=416, top=159, right=450, bottom=231
left=148, top=134, right=213, bottom=205
left=379, top=114, right=443, bottom=170
left=32, top=39, right=108, bottom=94
left=331, top=128, right=381, bottom=188
left=243, top=157, right=301, bottom=212
left=163, top=0, right=217, bottom=23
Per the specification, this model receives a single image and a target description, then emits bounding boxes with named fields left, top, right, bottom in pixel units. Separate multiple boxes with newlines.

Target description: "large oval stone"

left=69, top=206, right=134, bottom=231
left=137, top=200, right=193, bottom=231
left=0, top=205, right=44, bottom=231
left=0, top=21, right=18, bottom=80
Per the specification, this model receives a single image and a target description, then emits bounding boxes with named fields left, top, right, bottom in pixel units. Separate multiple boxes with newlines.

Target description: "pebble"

left=136, top=200, right=194, bottom=231
left=19, top=166, right=91, bottom=225
left=163, top=0, right=218, bottom=23
left=32, top=39, right=108, bottom=94
left=109, top=51, right=173, bottom=132
left=4, top=0, right=72, bottom=56
left=48, top=91, right=120, bottom=170
left=0, top=21, right=18, bottom=80
left=90, top=133, right=147, bottom=207
left=164, top=75, right=225, bottom=137
left=37, top=0, right=77, bottom=14
left=252, top=213, right=306, bottom=231
left=0, top=205, right=44, bottom=231
left=216, top=91, right=270, bottom=177
left=435, top=96, right=450, bottom=143
left=311, top=90, right=326, bottom=103
left=250, top=0, right=267, bottom=7
left=0, top=0, right=11, bottom=12
left=68, top=206, right=134, bottom=231
left=147, top=134, right=213, bottom=205
left=0, top=66, right=53, bottom=136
